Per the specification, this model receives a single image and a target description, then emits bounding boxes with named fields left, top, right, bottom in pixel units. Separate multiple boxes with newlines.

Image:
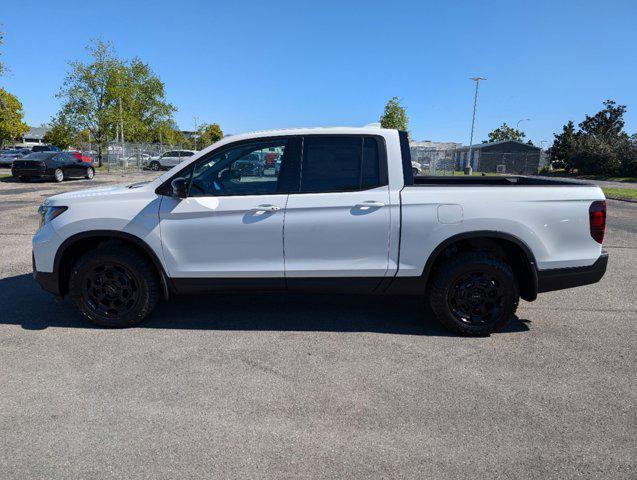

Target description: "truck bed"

left=412, top=175, right=593, bottom=187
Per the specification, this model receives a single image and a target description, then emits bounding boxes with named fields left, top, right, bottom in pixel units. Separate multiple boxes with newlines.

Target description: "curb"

left=605, top=196, right=637, bottom=204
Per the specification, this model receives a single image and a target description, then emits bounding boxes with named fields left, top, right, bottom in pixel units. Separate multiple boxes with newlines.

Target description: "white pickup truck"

left=32, top=127, right=608, bottom=335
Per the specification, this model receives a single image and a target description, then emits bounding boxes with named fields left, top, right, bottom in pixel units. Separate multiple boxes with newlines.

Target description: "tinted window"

left=31, top=145, right=60, bottom=152
left=22, top=152, right=56, bottom=161
left=189, top=140, right=288, bottom=197
left=362, top=137, right=380, bottom=190
left=398, top=130, right=413, bottom=186
left=300, top=136, right=381, bottom=193
left=180, top=151, right=194, bottom=157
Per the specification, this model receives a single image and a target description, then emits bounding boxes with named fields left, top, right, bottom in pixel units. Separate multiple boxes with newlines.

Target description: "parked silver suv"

left=147, top=150, right=196, bottom=171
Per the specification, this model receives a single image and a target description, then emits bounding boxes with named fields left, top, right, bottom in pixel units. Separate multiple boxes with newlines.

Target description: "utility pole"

left=119, top=98, right=126, bottom=172
left=193, top=116, right=199, bottom=151
left=466, top=76, right=486, bottom=175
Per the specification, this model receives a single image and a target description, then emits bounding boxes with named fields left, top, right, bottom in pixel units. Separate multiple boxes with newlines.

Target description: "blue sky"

left=1, top=0, right=636, bottom=145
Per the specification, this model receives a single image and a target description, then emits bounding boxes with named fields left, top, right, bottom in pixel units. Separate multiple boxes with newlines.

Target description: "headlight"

left=38, top=205, right=68, bottom=227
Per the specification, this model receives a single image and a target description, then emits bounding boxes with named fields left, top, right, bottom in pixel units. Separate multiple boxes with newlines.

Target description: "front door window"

left=189, top=140, right=288, bottom=197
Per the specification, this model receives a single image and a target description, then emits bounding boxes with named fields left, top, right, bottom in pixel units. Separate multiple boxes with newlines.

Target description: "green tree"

left=196, top=123, right=224, bottom=149
left=379, top=97, right=409, bottom=132
left=549, top=120, right=577, bottom=169
left=484, top=123, right=526, bottom=143
left=111, top=57, right=176, bottom=142
left=550, top=100, right=635, bottom=175
left=152, top=119, right=186, bottom=146
left=579, top=99, right=626, bottom=138
left=0, top=88, right=29, bottom=147
left=56, top=39, right=175, bottom=165
left=43, top=114, right=77, bottom=149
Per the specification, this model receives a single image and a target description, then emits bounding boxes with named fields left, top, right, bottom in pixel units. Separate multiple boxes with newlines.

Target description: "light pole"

left=193, top=116, right=199, bottom=151
left=466, top=76, right=486, bottom=175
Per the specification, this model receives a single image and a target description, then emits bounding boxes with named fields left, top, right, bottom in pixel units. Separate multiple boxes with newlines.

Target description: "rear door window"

left=300, top=136, right=382, bottom=193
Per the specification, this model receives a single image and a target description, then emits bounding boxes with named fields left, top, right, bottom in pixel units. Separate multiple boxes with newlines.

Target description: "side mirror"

left=171, top=178, right=189, bottom=199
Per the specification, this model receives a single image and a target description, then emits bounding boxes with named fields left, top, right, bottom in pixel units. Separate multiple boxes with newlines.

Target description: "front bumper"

left=537, top=251, right=608, bottom=293
left=32, top=252, right=61, bottom=296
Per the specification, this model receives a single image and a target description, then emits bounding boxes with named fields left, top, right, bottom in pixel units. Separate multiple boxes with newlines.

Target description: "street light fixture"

left=516, top=118, right=530, bottom=129
left=466, top=77, right=486, bottom=175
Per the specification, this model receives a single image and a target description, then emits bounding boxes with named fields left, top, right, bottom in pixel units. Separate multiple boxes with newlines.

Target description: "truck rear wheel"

left=429, top=252, right=519, bottom=335
left=69, top=245, right=160, bottom=328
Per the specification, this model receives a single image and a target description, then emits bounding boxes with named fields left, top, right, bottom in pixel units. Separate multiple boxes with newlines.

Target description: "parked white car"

left=147, top=150, right=196, bottom=170
left=32, top=127, right=607, bottom=335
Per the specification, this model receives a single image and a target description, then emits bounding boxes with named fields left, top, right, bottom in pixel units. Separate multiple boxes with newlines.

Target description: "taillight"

left=589, top=200, right=606, bottom=244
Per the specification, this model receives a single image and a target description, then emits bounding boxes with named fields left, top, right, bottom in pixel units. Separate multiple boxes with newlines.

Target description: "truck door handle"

left=252, top=204, right=280, bottom=212
left=355, top=201, right=385, bottom=209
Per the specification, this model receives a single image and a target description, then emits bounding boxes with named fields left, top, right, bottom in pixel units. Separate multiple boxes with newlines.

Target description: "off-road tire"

left=69, top=245, right=160, bottom=328
left=429, top=252, right=519, bottom=336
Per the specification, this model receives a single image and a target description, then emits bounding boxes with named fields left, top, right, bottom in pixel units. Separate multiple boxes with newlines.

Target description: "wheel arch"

left=384, top=230, right=539, bottom=301
left=54, top=230, right=170, bottom=299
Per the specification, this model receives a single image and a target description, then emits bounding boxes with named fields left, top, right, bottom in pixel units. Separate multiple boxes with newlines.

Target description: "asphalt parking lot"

left=0, top=172, right=635, bottom=479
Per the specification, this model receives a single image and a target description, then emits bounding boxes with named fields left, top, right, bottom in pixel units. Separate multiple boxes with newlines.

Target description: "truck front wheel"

left=69, top=245, right=160, bottom=327
left=429, top=252, right=519, bottom=335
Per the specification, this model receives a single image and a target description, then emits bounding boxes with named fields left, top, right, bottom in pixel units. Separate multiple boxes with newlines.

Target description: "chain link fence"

left=475, top=151, right=541, bottom=175
left=410, top=147, right=542, bottom=175
left=73, top=141, right=192, bottom=175
left=68, top=141, right=543, bottom=177
left=410, top=148, right=459, bottom=175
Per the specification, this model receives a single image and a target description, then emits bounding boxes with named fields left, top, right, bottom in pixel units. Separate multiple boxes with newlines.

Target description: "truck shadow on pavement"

left=0, top=273, right=530, bottom=336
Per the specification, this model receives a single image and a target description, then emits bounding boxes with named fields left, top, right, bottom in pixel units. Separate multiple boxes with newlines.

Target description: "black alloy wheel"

left=429, top=252, right=519, bottom=335
left=69, top=245, right=160, bottom=327
left=447, top=271, right=505, bottom=326
left=83, top=263, right=140, bottom=319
